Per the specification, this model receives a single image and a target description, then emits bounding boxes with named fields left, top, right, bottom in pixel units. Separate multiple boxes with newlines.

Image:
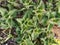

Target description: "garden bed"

left=0, top=0, right=60, bottom=45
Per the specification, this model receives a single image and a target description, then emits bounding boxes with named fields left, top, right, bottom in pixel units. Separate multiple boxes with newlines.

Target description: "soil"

left=0, top=28, right=18, bottom=45
left=1, top=38, right=18, bottom=45
left=52, top=25, right=60, bottom=40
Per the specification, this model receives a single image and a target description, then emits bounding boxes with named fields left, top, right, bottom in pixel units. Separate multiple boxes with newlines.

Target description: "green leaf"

left=24, top=39, right=34, bottom=45
left=7, top=9, right=17, bottom=18
left=0, top=8, right=7, bottom=16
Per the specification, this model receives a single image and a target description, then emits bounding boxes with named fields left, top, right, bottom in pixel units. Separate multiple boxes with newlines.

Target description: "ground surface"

left=0, top=0, right=60, bottom=45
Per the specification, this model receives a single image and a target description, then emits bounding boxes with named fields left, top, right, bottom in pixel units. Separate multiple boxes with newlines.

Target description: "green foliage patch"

left=0, top=0, right=60, bottom=45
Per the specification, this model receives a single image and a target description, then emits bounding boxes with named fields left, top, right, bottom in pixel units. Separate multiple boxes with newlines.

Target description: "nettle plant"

left=0, top=0, right=60, bottom=45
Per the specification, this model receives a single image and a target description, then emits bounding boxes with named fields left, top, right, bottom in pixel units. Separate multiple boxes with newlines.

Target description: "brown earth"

left=52, top=25, right=60, bottom=40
